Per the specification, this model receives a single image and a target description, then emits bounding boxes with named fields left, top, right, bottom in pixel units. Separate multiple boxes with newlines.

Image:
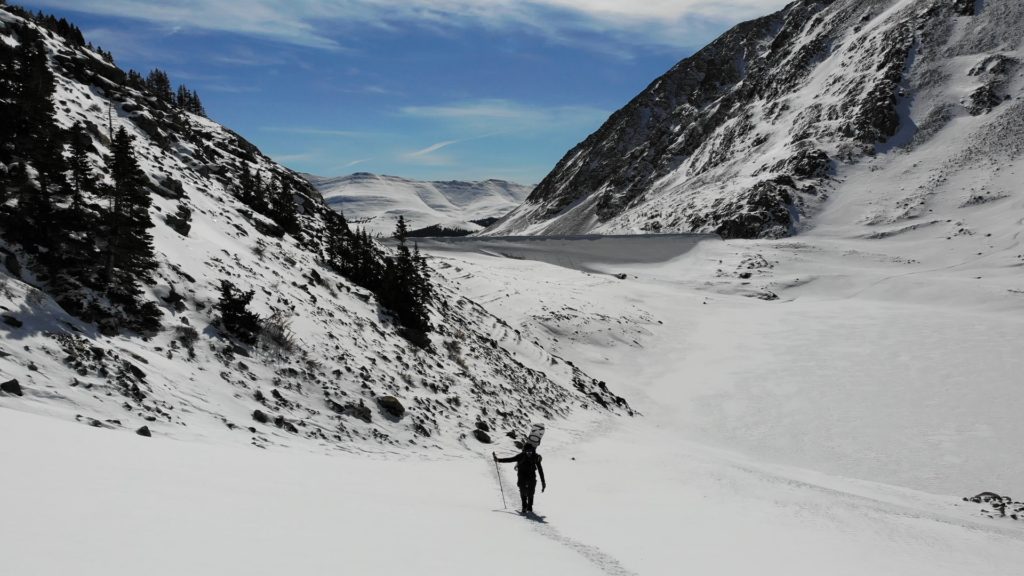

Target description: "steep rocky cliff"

left=486, top=0, right=1023, bottom=239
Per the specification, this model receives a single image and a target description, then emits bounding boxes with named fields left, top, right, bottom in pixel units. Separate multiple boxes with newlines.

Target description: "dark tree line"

left=0, top=24, right=160, bottom=332
left=323, top=213, right=433, bottom=342
left=124, top=68, right=206, bottom=117
left=235, top=162, right=299, bottom=235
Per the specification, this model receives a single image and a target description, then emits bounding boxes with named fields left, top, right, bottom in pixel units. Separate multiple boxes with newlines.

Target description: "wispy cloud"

left=408, top=140, right=459, bottom=157
left=400, top=99, right=610, bottom=134
left=260, top=127, right=370, bottom=138
left=269, top=152, right=316, bottom=163
left=34, top=0, right=793, bottom=52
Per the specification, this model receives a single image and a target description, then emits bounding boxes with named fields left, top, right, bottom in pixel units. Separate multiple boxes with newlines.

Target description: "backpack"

left=516, top=451, right=541, bottom=476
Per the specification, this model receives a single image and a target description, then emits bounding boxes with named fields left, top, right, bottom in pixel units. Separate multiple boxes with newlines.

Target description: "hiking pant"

left=518, top=478, right=537, bottom=512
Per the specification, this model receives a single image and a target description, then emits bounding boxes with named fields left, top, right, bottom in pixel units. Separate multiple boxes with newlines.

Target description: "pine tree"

left=175, top=84, right=191, bottom=109
left=215, top=280, right=261, bottom=345
left=268, top=176, right=299, bottom=235
left=125, top=69, right=145, bottom=91
left=101, top=127, right=156, bottom=304
left=189, top=89, right=205, bottom=116
left=67, top=123, right=98, bottom=208
left=53, top=124, right=101, bottom=294
left=12, top=27, right=56, bottom=159
left=4, top=28, right=67, bottom=256
left=379, top=216, right=431, bottom=336
left=145, top=69, right=173, bottom=102
left=252, top=169, right=267, bottom=212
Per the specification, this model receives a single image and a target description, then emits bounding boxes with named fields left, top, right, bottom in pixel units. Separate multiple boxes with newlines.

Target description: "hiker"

left=493, top=444, right=546, bottom=513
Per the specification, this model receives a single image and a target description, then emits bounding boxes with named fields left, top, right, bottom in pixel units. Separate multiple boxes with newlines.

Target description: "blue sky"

left=20, top=1, right=788, bottom=183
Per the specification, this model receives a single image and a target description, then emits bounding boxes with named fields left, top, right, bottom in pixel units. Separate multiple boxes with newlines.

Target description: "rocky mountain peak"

left=486, top=0, right=1024, bottom=240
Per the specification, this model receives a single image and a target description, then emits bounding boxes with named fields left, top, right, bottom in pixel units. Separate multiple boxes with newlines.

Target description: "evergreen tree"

left=54, top=124, right=102, bottom=293
left=215, top=280, right=261, bottom=345
left=175, top=84, right=191, bottom=109
left=3, top=28, right=67, bottom=257
left=379, top=216, right=431, bottom=336
left=125, top=69, right=145, bottom=91
left=268, top=176, right=299, bottom=235
left=236, top=162, right=255, bottom=205
left=101, top=127, right=156, bottom=304
left=251, top=169, right=267, bottom=212
left=189, top=89, right=205, bottom=116
left=145, top=69, right=173, bottom=102
left=67, top=123, right=98, bottom=208
left=172, top=84, right=205, bottom=116
left=12, top=27, right=56, bottom=158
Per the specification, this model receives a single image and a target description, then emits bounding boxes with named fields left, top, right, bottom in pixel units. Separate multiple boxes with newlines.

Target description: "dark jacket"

left=496, top=450, right=546, bottom=485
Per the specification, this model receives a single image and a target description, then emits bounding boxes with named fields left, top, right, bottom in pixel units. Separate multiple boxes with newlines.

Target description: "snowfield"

left=3, top=2, right=1024, bottom=574
left=5, top=224, right=1024, bottom=575
left=308, top=172, right=531, bottom=235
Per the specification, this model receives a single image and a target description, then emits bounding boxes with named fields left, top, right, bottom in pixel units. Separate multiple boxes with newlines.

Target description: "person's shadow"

left=493, top=509, right=548, bottom=524
left=523, top=511, right=548, bottom=523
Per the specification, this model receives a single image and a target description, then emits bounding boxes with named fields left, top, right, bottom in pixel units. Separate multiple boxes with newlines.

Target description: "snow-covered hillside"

left=0, top=6, right=628, bottom=451
left=5, top=224, right=1024, bottom=575
left=486, top=0, right=1024, bottom=240
left=4, top=4, right=1024, bottom=574
left=308, top=172, right=531, bottom=236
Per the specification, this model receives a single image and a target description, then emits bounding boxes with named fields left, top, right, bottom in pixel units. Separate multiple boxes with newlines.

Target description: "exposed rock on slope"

left=486, top=0, right=1024, bottom=239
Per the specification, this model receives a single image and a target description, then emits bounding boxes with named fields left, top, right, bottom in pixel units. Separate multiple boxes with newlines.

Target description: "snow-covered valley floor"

left=4, top=229, right=1024, bottom=575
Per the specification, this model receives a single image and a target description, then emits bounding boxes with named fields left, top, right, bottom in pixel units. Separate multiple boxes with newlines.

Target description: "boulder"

left=135, top=426, right=152, bottom=437
left=1, top=379, right=23, bottom=396
left=472, top=429, right=492, bottom=444
left=377, top=396, right=405, bottom=419
left=2, top=315, right=23, bottom=328
left=252, top=409, right=269, bottom=424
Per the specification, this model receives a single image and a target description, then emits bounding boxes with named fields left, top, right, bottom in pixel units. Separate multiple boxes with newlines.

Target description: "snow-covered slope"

left=486, top=0, right=1024, bottom=240
left=308, top=172, right=531, bottom=235
left=0, top=7, right=629, bottom=450
left=6, top=223, right=1024, bottom=575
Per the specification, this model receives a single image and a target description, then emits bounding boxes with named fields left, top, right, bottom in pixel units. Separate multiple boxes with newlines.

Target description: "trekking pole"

left=493, top=456, right=507, bottom=509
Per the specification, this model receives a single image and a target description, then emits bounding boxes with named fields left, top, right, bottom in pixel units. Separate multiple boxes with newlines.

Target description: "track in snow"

left=493, top=469, right=637, bottom=576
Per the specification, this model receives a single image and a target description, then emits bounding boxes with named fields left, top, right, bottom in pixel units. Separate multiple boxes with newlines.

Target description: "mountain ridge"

left=485, top=0, right=1024, bottom=240
left=308, top=171, right=531, bottom=236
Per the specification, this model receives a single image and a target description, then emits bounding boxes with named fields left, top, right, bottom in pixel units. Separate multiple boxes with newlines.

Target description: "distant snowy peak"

left=307, top=172, right=531, bottom=235
left=485, top=0, right=1024, bottom=238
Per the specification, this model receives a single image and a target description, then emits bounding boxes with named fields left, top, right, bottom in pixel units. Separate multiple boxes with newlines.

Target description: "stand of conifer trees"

left=0, top=22, right=160, bottom=333
left=322, top=213, right=434, bottom=344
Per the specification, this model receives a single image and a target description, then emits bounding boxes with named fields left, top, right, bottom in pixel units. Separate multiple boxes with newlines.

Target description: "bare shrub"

left=260, top=311, right=297, bottom=353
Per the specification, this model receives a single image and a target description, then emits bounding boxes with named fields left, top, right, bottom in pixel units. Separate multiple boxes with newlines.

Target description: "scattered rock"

left=952, top=0, right=976, bottom=16
left=135, top=426, right=152, bottom=437
left=0, top=379, right=23, bottom=396
left=964, top=491, right=1024, bottom=520
left=967, top=85, right=1004, bottom=115
left=273, top=415, right=298, bottom=433
left=124, top=361, right=147, bottom=381
left=344, top=401, right=372, bottom=423
left=377, top=395, right=405, bottom=419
